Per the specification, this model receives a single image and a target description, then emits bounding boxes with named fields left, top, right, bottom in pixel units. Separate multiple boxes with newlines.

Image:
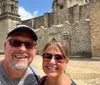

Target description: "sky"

left=18, top=0, right=53, bottom=20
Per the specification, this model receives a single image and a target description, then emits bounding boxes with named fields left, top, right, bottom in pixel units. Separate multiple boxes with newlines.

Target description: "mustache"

left=12, top=51, right=30, bottom=58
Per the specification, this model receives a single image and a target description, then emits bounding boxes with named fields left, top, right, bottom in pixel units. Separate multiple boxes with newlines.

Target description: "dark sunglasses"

left=42, top=53, right=65, bottom=63
left=8, top=39, right=37, bottom=49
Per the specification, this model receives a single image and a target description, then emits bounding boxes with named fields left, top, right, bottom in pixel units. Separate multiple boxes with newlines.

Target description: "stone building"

left=0, top=0, right=100, bottom=59
left=0, top=0, right=20, bottom=52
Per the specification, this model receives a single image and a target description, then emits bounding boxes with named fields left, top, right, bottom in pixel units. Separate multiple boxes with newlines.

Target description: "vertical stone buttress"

left=90, top=0, right=100, bottom=58
left=44, top=13, right=49, bottom=28
left=0, top=0, right=20, bottom=52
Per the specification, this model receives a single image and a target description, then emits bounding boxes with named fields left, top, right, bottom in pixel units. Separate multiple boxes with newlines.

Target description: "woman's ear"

left=66, top=58, right=69, bottom=64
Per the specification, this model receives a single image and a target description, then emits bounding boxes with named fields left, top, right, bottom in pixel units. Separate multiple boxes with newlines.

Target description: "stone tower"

left=0, top=0, right=20, bottom=52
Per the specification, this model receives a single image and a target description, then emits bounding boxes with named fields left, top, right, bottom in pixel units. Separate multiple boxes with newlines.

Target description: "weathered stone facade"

left=0, top=0, right=100, bottom=58
left=22, top=0, right=93, bottom=57
left=0, top=0, right=20, bottom=52
left=89, top=0, right=100, bottom=58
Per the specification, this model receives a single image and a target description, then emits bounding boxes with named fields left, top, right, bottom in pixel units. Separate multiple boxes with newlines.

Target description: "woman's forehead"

left=45, top=44, right=61, bottom=51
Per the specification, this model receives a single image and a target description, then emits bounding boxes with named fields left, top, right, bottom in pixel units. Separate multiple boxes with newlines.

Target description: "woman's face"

left=42, top=44, right=68, bottom=78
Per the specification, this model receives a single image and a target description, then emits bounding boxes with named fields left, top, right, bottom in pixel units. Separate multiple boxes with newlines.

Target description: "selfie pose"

left=39, top=39, right=76, bottom=85
left=0, top=25, right=40, bottom=85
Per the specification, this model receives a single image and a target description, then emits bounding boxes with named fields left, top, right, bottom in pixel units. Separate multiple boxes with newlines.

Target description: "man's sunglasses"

left=42, top=53, right=65, bottom=63
left=8, top=39, right=37, bottom=50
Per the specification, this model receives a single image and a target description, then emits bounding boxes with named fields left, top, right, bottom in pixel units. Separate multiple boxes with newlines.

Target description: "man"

left=0, top=25, right=40, bottom=85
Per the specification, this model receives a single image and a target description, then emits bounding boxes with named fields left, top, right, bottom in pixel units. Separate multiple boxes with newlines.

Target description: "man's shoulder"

left=29, top=66, right=40, bottom=76
left=71, top=79, right=77, bottom=85
left=0, top=60, right=3, bottom=65
left=0, top=61, right=4, bottom=74
left=0, top=74, right=6, bottom=85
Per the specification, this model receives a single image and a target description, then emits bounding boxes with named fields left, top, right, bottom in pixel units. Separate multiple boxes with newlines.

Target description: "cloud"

left=33, top=11, right=38, bottom=17
left=18, top=7, right=38, bottom=20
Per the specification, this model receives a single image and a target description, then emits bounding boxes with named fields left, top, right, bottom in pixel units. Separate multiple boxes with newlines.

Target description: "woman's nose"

left=49, top=57, right=56, bottom=64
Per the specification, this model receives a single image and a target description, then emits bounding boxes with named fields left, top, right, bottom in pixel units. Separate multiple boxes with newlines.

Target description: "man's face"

left=4, top=31, right=37, bottom=71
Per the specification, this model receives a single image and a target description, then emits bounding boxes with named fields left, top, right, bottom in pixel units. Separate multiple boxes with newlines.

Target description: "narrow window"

left=60, top=5, right=63, bottom=9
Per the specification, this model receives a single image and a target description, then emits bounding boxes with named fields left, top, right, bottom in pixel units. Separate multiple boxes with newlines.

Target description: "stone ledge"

left=91, top=57, right=100, bottom=60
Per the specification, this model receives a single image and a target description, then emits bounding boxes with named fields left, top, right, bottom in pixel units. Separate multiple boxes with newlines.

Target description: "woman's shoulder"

left=38, top=75, right=47, bottom=85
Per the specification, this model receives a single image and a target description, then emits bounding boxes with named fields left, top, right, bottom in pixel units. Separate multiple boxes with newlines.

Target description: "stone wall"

left=0, top=19, right=8, bottom=52
left=90, top=0, right=100, bottom=57
left=36, top=18, right=92, bottom=57
left=0, top=18, right=19, bottom=52
left=21, top=0, right=100, bottom=58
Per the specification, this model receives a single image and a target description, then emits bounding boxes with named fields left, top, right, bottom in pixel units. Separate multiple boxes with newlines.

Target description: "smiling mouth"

left=14, top=55, right=28, bottom=59
left=47, top=66, right=58, bottom=71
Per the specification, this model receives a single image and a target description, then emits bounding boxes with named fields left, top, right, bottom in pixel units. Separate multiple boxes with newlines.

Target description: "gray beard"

left=10, top=61, right=28, bottom=71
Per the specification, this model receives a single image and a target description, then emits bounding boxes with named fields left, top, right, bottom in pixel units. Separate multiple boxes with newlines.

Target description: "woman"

left=39, top=39, right=76, bottom=85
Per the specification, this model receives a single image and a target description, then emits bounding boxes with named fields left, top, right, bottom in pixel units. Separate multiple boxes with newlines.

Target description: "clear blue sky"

left=18, top=0, right=53, bottom=20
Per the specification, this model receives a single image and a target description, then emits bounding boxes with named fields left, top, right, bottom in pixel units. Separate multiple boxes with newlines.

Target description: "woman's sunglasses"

left=42, top=53, right=65, bottom=63
left=7, top=39, right=37, bottom=50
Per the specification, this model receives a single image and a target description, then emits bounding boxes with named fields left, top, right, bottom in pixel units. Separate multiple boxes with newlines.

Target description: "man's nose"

left=18, top=43, right=27, bottom=51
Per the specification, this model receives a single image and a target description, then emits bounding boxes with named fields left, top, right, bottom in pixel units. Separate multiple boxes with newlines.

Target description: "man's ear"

left=4, top=42, right=6, bottom=49
left=4, top=42, right=7, bottom=51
